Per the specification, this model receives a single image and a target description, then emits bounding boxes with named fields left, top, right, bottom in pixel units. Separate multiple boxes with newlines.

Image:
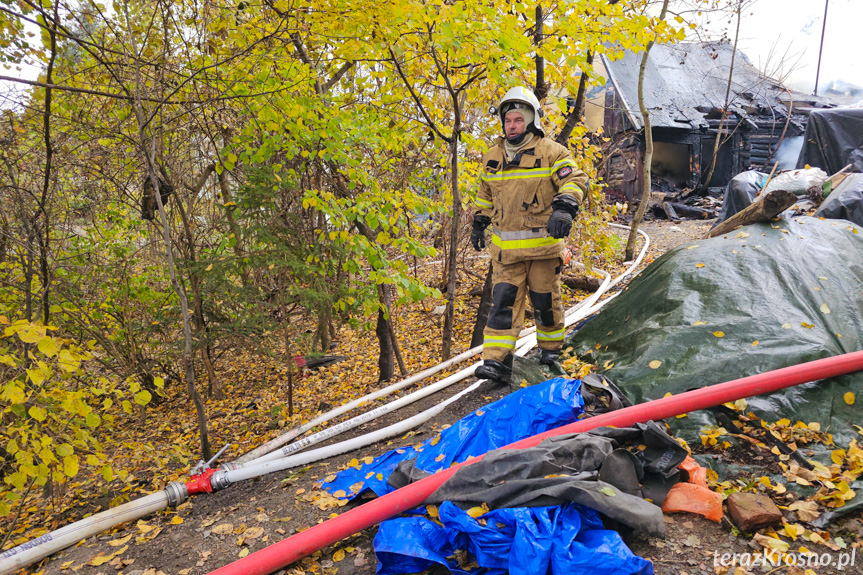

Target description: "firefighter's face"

left=504, top=110, right=525, bottom=138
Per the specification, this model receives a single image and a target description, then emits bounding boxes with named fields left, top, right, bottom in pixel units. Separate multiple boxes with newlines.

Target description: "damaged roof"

left=601, top=42, right=788, bottom=131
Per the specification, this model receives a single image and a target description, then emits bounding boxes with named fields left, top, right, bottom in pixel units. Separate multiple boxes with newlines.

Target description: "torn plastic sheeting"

left=569, top=216, right=863, bottom=443
left=321, top=377, right=583, bottom=500
left=374, top=501, right=653, bottom=575
left=762, top=167, right=827, bottom=197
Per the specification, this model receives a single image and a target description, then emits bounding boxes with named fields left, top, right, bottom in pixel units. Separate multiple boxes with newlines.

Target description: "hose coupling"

left=165, top=481, right=188, bottom=507
left=210, top=469, right=232, bottom=492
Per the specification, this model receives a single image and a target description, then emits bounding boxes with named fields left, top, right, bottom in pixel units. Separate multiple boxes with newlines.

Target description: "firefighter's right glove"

left=471, top=215, right=491, bottom=251
left=546, top=210, right=573, bottom=239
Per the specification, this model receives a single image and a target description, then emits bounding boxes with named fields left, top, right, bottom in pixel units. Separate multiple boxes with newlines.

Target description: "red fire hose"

left=209, top=349, right=863, bottom=575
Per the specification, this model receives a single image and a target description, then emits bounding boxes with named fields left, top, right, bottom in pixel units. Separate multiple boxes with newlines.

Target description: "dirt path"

left=24, top=218, right=860, bottom=575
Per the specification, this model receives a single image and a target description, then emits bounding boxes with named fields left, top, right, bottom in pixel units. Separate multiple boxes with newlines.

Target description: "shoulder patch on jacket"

left=556, top=166, right=573, bottom=178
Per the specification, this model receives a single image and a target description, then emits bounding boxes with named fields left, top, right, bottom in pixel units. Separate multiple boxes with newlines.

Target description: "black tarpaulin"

left=796, top=108, right=863, bottom=174
left=420, top=423, right=688, bottom=538
left=815, top=174, right=863, bottom=228
left=714, top=170, right=767, bottom=224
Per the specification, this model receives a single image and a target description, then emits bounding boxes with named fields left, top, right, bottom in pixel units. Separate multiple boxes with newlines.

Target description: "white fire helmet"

left=498, top=86, right=545, bottom=137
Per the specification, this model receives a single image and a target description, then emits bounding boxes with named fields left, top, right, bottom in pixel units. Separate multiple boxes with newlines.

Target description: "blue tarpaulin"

left=374, top=501, right=653, bottom=575
left=321, top=377, right=584, bottom=500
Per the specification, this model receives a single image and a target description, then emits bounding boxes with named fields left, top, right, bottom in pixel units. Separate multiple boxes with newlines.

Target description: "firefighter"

left=471, top=86, right=588, bottom=384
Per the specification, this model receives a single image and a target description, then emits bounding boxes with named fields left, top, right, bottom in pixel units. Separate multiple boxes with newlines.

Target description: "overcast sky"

left=703, top=0, right=862, bottom=94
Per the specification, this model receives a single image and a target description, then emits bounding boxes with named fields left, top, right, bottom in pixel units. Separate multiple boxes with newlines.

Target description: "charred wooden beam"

left=670, top=202, right=713, bottom=219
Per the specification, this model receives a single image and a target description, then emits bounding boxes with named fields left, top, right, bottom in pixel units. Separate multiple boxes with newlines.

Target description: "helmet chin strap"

left=505, top=131, right=528, bottom=144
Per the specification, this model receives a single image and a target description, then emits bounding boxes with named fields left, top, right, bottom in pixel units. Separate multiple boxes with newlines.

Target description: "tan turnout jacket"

left=474, top=136, right=588, bottom=264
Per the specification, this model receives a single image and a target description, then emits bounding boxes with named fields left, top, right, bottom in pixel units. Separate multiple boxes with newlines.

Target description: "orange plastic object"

left=679, top=455, right=708, bottom=487
left=660, top=482, right=723, bottom=522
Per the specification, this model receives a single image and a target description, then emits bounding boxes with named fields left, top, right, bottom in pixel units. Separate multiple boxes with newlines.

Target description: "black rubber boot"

left=475, top=359, right=512, bottom=384
left=539, top=349, right=561, bottom=365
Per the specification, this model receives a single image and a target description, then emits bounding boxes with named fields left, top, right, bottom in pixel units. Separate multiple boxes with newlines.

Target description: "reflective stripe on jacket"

left=474, top=136, right=588, bottom=264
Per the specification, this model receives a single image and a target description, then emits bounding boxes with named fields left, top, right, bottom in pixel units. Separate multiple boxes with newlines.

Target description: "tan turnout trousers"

left=482, top=257, right=565, bottom=362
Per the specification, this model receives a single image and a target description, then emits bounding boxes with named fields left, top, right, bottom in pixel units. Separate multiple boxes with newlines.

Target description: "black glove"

left=546, top=210, right=573, bottom=239
left=471, top=215, right=491, bottom=251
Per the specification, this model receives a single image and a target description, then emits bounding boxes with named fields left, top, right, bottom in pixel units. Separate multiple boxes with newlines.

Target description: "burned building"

left=599, top=42, right=806, bottom=203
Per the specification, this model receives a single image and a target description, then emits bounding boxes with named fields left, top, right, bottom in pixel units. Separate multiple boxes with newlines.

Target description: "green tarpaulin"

left=569, top=216, right=863, bottom=441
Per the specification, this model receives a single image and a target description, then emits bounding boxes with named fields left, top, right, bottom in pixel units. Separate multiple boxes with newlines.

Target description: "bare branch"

left=388, top=46, right=452, bottom=143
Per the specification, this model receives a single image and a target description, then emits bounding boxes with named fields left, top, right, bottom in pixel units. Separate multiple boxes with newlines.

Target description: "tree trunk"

left=175, top=193, right=222, bottom=399
left=441, top=130, right=461, bottom=360
left=625, top=0, right=669, bottom=262
left=557, top=51, right=594, bottom=146
left=379, top=284, right=408, bottom=376
left=123, top=2, right=210, bottom=461
left=376, top=306, right=394, bottom=381
left=469, top=264, right=493, bottom=349
left=282, top=299, right=294, bottom=417
left=533, top=6, right=546, bottom=100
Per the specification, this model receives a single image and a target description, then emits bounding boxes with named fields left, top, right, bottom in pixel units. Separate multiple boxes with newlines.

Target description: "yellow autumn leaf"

left=108, top=534, right=133, bottom=547
left=170, top=516, right=184, bottom=525
left=648, top=360, right=662, bottom=369
left=88, top=554, right=114, bottom=566
left=693, top=321, right=706, bottom=326
left=754, top=533, right=789, bottom=553
left=801, top=322, right=814, bottom=329
left=820, top=303, right=831, bottom=314
left=205, top=264, right=213, bottom=272
left=782, top=323, right=792, bottom=329
left=844, top=392, right=855, bottom=405
left=695, top=263, right=705, bottom=268
left=238, top=548, right=249, bottom=558
left=752, top=340, right=759, bottom=346
left=324, top=474, right=336, bottom=482
left=37, top=336, right=59, bottom=358
left=333, top=490, right=347, bottom=498
left=333, top=548, right=346, bottom=562
left=713, top=331, right=724, bottom=337
left=466, top=506, right=486, bottom=518
left=211, top=523, right=234, bottom=535
left=435, top=454, right=445, bottom=462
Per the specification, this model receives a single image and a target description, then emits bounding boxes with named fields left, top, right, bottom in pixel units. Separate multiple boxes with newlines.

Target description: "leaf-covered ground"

left=11, top=219, right=862, bottom=575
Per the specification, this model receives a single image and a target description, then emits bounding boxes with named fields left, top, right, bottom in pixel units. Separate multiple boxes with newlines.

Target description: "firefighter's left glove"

left=547, top=195, right=580, bottom=239
left=471, top=215, right=491, bottom=251
left=546, top=210, right=573, bottom=239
